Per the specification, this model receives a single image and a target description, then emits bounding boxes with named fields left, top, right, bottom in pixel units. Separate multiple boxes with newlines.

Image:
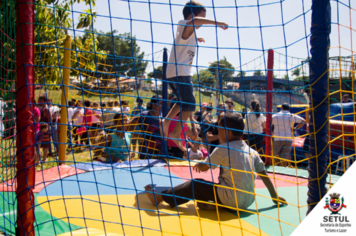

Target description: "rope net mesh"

left=0, top=0, right=355, bottom=235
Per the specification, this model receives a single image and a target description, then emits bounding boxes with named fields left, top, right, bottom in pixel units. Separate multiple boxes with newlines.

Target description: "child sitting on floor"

left=145, top=112, right=287, bottom=210
left=185, top=137, right=204, bottom=160
left=92, top=113, right=131, bottom=163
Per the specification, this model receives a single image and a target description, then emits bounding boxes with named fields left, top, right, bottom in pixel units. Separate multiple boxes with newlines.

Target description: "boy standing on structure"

left=162, top=1, right=228, bottom=151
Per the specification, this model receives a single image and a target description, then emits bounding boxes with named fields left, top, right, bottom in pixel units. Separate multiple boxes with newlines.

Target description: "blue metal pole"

left=162, top=48, right=168, bottom=117
left=307, top=0, right=331, bottom=214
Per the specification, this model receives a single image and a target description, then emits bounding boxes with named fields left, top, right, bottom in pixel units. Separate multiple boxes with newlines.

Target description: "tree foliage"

left=34, top=0, right=103, bottom=86
left=253, top=69, right=264, bottom=76
left=237, top=71, right=246, bottom=77
left=147, top=66, right=163, bottom=79
left=192, top=69, right=215, bottom=85
left=95, top=30, right=148, bottom=79
left=292, top=68, right=301, bottom=77
left=0, top=0, right=16, bottom=100
left=208, top=56, right=235, bottom=85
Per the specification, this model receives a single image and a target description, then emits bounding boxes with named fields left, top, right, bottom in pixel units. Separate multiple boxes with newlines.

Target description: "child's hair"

left=136, top=97, right=143, bottom=104
left=183, top=1, right=206, bottom=20
left=92, top=102, right=98, bottom=107
left=84, top=99, right=91, bottom=107
left=147, top=95, right=161, bottom=110
left=107, top=101, right=114, bottom=107
left=114, top=101, right=120, bottom=107
left=121, top=100, right=129, bottom=106
left=113, top=113, right=124, bottom=121
left=38, top=95, right=47, bottom=102
left=206, top=102, right=213, bottom=112
left=193, top=137, right=202, bottom=145
left=250, top=100, right=261, bottom=118
left=40, top=123, right=48, bottom=130
left=68, top=101, right=72, bottom=107
left=225, top=98, right=234, bottom=105
left=219, top=112, right=244, bottom=137
left=113, top=113, right=127, bottom=127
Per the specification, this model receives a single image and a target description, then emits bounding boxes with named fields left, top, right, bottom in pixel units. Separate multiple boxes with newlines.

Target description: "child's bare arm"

left=193, top=163, right=210, bottom=172
left=206, top=131, right=219, bottom=142
left=258, top=170, right=287, bottom=205
left=182, top=18, right=228, bottom=40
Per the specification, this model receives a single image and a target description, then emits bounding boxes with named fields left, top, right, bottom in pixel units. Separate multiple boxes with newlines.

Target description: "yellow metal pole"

left=59, top=35, right=71, bottom=163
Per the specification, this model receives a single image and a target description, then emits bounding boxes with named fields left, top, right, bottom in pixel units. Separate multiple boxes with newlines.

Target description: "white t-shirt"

left=0, top=100, right=5, bottom=118
left=103, top=107, right=121, bottom=128
left=92, top=110, right=101, bottom=123
left=166, top=20, right=197, bottom=78
left=72, top=108, right=84, bottom=126
left=67, top=107, right=74, bottom=124
left=204, top=140, right=265, bottom=209
left=245, top=112, right=266, bottom=134
left=272, top=110, right=304, bottom=141
left=187, top=148, right=203, bottom=160
left=121, top=107, right=130, bottom=114
left=49, top=105, right=60, bottom=117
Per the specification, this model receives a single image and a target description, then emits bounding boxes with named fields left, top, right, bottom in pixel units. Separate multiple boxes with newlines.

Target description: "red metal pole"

left=265, top=50, right=274, bottom=165
left=16, top=0, right=35, bottom=235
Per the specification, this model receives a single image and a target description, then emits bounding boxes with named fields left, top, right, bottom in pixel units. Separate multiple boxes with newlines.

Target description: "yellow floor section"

left=38, top=194, right=268, bottom=236
left=59, top=228, right=122, bottom=236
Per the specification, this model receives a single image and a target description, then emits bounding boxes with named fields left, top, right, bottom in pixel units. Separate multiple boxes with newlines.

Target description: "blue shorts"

left=167, top=76, right=196, bottom=112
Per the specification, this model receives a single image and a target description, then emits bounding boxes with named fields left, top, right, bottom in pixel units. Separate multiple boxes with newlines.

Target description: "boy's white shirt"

left=204, top=140, right=265, bottom=209
left=166, top=20, right=197, bottom=78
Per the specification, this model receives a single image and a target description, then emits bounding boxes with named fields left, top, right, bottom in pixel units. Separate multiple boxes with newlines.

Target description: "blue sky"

left=70, top=0, right=355, bottom=77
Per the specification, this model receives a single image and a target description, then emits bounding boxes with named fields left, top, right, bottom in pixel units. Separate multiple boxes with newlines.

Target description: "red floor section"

left=0, top=165, right=86, bottom=193
left=165, top=166, right=308, bottom=188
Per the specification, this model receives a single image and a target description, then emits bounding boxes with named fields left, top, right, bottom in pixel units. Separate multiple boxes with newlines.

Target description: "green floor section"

left=266, top=166, right=340, bottom=184
left=229, top=186, right=308, bottom=236
left=0, top=192, right=82, bottom=236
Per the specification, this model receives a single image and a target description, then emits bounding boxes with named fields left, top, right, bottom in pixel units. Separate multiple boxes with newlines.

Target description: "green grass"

left=35, top=88, right=244, bottom=113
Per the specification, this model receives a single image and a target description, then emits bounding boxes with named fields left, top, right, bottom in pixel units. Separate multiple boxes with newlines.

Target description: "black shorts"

left=167, top=76, right=196, bottom=112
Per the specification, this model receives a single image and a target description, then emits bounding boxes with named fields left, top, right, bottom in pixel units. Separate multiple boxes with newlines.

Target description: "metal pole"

left=307, top=0, right=331, bottom=214
left=16, top=0, right=35, bottom=235
left=162, top=48, right=168, bottom=117
left=59, top=35, right=71, bottom=163
left=265, top=50, right=274, bottom=166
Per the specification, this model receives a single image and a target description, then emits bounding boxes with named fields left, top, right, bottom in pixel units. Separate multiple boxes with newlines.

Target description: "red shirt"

left=33, top=107, right=40, bottom=132
left=82, top=109, right=93, bottom=126
left=167, top=116, right=190, bottom=147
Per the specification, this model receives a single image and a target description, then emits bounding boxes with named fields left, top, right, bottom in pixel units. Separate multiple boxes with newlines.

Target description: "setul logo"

left=321, top=193, right=351, bottom=233
left=324, top=193, right=347, bottom=215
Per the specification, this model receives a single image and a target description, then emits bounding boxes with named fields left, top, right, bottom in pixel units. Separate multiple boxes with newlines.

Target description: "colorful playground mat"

left=0, top=161, right=341, bottom=236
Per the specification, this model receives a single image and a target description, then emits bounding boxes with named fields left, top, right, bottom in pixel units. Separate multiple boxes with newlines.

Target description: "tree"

left=192, top=69, right=215, bottom=85
left=208, top=56, right=235, bottom=86
left=95, top=30, right=148, bottom=79
left=253, top=69, right=264, bottom=76
left=0, top=0, right=16, bottom=100
left=292, top=68, right=301, bottom=77
left=295, top=76, right=309, bottom=82
left=237, top=71, right=246, bottom=77
left=284, top=74, right=289, bottom=80
left=33, top=0, right=101, bottom=86
left=147, top=66, right=163, bottom=79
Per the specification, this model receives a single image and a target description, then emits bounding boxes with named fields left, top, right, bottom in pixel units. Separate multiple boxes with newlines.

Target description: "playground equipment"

left=0, top=0, right=355, bottom=236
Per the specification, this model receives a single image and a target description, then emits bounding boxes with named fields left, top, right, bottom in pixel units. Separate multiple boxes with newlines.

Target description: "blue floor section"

left=70, top=159, right=166, bottom=172
left=39, top=166, right=184, bottom=197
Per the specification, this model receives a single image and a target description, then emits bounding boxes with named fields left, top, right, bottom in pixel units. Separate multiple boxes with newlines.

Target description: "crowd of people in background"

left=27, top=91, right=311, bottom=167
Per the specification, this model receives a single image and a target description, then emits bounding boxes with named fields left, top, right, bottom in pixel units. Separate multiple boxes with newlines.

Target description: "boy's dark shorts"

left=167, top=76, right=196, bottom=112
